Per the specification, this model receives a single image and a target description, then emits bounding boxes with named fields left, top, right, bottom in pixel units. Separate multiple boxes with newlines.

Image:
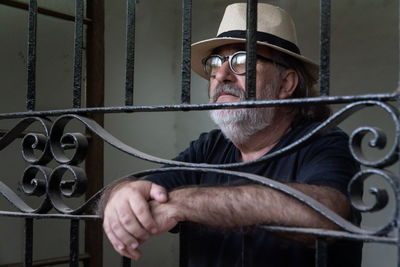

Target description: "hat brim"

left=191, top=37, right=319, bottom=81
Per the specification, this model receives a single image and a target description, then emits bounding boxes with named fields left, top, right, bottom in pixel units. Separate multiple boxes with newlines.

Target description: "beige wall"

left=0, top=0, right=398, bottom=266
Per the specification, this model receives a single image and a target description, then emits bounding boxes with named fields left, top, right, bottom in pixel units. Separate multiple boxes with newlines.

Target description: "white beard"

left=209, top=84, right=277, bottom=145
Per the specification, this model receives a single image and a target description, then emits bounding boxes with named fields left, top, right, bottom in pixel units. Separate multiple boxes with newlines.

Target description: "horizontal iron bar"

left=0, top=210, right=396, bottom=244
left=260, top=225, right=398, bottom=244
left=0, top=93, right=397, bottom=119
left=0, top=130, right=91, bottom=140
left=0, top=253, right=90, bottom=267
left=0, top=0, right=92, bottom=24
left=0, top=211, right=100, bottom=220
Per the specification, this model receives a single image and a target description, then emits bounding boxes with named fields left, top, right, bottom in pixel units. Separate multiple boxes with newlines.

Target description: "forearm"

left=169, top=183, right=350, bottom=230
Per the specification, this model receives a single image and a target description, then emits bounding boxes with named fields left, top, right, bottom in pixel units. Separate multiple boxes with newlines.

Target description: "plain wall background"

left=0, top=0, right=398, bottom=266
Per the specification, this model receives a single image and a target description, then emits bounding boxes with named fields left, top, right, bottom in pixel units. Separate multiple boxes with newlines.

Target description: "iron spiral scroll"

left=0, top=100, right=399, bottom=238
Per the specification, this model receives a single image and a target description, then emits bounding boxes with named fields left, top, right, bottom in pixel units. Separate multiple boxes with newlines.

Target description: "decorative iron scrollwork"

left=47, top=164, right=88, bottom=214
left=0, top=116, right=92, bottom=214
left=0, top=99, right=399, bottom=237
left=0, top=165, right=52, bottom=214
left=348, top=102, right=399, bottom=168
left=22, top=133, right=53, bottom=165
left=50, top=115, right=88, bottom=165
left=348, top=168, right=399, bottom=235
left=21, top=165, right=52, bottom=197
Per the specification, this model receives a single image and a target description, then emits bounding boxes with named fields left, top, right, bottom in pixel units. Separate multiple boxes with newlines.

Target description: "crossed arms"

left=100, top=179, right=350, bottom=260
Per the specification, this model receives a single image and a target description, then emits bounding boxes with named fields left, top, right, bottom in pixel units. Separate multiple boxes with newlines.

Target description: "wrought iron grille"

left=0, top=0, right=399, bottom=266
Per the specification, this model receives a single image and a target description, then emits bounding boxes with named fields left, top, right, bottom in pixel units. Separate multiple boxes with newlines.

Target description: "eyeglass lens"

left=204, top=52, right=247, bottom=76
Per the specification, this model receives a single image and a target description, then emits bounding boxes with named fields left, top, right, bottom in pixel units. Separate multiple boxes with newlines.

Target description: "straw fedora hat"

left=191, top=3, right=319, bottom=80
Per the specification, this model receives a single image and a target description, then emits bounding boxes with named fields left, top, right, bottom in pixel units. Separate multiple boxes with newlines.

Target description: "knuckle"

left=141, top=221, right=153, bottom=230
left=110, top=221, right=121, bottom=233
left=119, top=213, right=132, bottom=226
left=135, top=229, right=149, bottom=240
left=135, top=205, right=146, bottom=216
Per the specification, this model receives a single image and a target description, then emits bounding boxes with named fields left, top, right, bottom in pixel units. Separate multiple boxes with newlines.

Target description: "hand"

left=149, top=200, right=180, bottom=235
left=103, top=180, right=167, bottom=260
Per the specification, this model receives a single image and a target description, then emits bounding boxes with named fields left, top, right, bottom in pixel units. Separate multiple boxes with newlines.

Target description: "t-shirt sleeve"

left=296, top=129, right=360, bottom=195
left=145, top=131, right=214, bottom=191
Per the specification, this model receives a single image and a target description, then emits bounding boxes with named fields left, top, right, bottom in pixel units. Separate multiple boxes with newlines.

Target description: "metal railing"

left=0, top=0, right=399, bottom=266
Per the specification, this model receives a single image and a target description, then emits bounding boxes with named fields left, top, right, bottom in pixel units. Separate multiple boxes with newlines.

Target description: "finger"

left=116, top=200, right=151, bottom=240
left=104, top=215, right=144, bottom=260
left=103, top=216, right=126, bottom=252
left=149, top=183, right=168, bottom=203
left=108, top=228, right=141, bottom=260
left=129, top=192, right=158, bottom=233
left=105, top=202, right=144, bottom=251
left=121, top=247, right=142, bottom=261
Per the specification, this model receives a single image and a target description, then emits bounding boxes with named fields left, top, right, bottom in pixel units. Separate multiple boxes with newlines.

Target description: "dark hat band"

left=217, top=30, right=301, bottom=55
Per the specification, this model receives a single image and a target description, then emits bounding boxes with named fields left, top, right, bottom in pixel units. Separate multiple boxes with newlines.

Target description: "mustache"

left=210, top=84, right=245, bottom=103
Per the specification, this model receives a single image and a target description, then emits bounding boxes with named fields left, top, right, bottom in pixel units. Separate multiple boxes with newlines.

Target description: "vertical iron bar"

left=121, top=256, right=131, bottom=267
left=85, top=0, right=105, bottom=266
left=24, top=218, right=33, bottom=267
left=26, top=0, right=37, bottom=111
left=70, top=219, right=80, bottom=267
left=398, top=0, right=400, bottom=91
left=241, top=229, right=253, bottom=267
left=319, top=0, right=331, bottom=96
left=397, top=184, right=400, bottom=267
left=125, top=0, right=136, bottom=106
left=73, top=0, right=84, bottom=108
left=315, top=238, right=328, bottom=267
left=245, top=0, right=257, bottom=101
left=179, top=223, right=188, bottom=267
left=397, top=12, right=400, bottom=261
left=181, top=0, right=192, bottom=104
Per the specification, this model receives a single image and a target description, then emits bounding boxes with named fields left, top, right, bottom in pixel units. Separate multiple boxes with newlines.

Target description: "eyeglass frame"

left=201, top=51, right=288, bottom=78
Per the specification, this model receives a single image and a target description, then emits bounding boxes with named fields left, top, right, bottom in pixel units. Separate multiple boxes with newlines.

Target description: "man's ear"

left=278, top=69, right=298, bottom=99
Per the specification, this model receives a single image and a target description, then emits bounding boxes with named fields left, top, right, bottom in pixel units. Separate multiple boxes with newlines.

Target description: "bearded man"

left=100, top=3, right=362, bottom=267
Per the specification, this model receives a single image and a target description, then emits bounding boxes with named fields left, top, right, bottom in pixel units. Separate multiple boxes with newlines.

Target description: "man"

left=101, top=3, right=362, bottom=266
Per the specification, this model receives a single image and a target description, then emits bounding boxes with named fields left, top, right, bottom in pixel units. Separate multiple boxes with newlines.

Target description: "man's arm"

left=151, top=183, right=350, bottom=236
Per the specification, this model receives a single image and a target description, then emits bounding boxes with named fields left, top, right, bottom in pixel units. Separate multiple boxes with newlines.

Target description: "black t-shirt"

left=147, top=121, right=362, bottom=267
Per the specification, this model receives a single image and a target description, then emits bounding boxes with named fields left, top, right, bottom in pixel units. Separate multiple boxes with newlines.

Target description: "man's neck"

left=234, top=114, right=293, bottom=162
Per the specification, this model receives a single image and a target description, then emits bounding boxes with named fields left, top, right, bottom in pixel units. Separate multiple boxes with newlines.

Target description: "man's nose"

left=214, top=61, right=236, bottom=83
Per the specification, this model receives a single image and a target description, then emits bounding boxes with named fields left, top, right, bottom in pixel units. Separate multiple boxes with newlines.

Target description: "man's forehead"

left=212, top=44, right=245, bottom=54
left=212, top=44, right=272, bottom=56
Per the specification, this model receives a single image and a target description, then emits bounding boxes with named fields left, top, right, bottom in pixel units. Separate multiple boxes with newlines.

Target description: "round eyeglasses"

left=201, top=51, right=287, bottom=78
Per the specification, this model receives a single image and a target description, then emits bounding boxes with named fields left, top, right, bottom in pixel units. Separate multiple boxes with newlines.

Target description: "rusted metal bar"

left=0, top=93, right=397, bottom=119
left=125, top=0, right=136, bottom=106
left=121, top=257, right=131, bottom=267
left=24, top=218, right=33, bottom=267
left=0, top=253, right=91, bottom=267
left=398, top=0, right=400, bottom=91
left=179, top=223, right=188, bottom=267
left=0, top=130, right=91, bottom=141
left=242, top=229, right=254, bottom=267
left=245, top=0, right=257, bottom=101
left=0, top=0, right=91, bottom=24
left=73, top=0, right=84, bottom=108
left=319, top=0, right=331, bottom=96
left=0, top=211, right=100, bottom=220
left=180, top=0, right=192, bottom=104
left=315, top=238, right=327, bottom=267
left=26, top=0, right=37, bottom=111
left=85, top=0, right=105, bottom=266
left=259, top=225, right=398, bottom=244
left=70, top=220, right=80, bottom=267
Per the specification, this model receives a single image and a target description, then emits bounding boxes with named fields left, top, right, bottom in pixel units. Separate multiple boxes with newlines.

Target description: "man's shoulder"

left=274, top=120, right=350, bottom=158
left=290, top=120, right=348, bottom=142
